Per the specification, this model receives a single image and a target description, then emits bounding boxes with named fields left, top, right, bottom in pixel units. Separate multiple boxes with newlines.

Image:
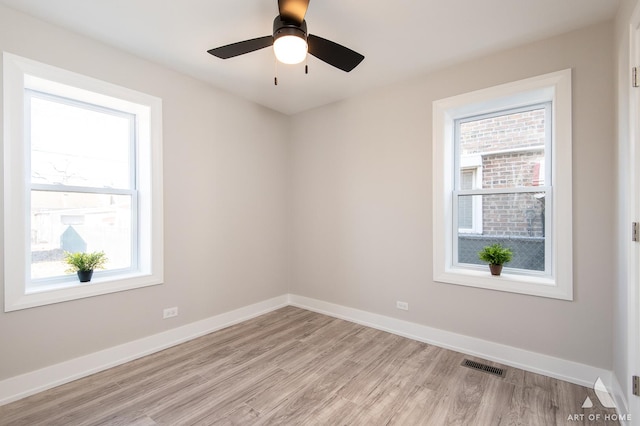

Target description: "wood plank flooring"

left=0, top=306, right=620, bottom=425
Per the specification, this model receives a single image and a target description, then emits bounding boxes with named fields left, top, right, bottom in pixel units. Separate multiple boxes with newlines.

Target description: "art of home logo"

left=582, top=377, right=616, bottom=409
left=567, top=377, right=631, bottom=422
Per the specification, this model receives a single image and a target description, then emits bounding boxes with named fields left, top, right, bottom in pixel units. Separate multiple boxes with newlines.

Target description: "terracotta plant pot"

left=489, top=264, right=503, bottom=276
left=77, top=270, right=94, bottom=282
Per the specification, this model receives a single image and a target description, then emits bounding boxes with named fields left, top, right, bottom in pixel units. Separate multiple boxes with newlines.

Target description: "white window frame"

left=432, top=69, right=572, bottom=300
left=3, top=52, right=164, bottom=311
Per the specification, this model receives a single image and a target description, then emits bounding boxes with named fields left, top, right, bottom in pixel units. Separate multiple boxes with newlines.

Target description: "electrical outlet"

left=396, top=301, right=409, bottom=311
left=163, top=307, right=178, bottom=319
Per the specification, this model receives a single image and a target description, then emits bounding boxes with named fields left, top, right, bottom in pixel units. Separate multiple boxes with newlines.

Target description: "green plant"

left=64, top=251, right=108, bottom=272
left=478, top=244, right=513, bottom=266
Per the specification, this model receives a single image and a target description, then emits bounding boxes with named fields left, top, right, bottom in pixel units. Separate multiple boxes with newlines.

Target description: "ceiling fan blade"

left=278, top=0, right=309, bottom=25
left=208, top=36, right=273, bottom=59
left=307, top=34, right=364, bottom=72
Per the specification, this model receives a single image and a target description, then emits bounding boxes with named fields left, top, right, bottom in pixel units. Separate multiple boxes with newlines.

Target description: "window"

left=29, top=91, right=136, bottom=282
left=432, top=70, right=572, bottom=300
left=455, top=104, right=549, bottom=272
left=4, top=53, right=163, bottom=311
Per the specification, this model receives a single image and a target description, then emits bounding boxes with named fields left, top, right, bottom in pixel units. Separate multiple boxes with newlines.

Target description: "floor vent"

left=461, top=359, right=505, bottom=378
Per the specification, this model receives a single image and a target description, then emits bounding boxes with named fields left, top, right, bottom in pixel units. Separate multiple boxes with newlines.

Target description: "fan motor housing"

left=273, top=16, right=307, bottom=41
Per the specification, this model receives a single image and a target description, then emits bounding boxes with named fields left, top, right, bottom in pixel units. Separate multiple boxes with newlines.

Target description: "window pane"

left=457, top=192, right=546, bottom=272
left=29, top=95, right=133, bottom=189
left=31, top=191, right=132, bottom=279
left=458, top=197, right=473, bottom=229
left=458, top=170, right=475, bottom=229
left=459, top=108, right=546, bottom=188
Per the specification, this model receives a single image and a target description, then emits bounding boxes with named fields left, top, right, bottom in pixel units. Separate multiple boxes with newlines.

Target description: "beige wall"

left=0, top=5, right=289, bottom=380
left=289, top=22, right=616, bottom=369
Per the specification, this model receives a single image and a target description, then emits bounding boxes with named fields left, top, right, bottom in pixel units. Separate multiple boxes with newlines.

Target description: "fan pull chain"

left=274, top=56, right=278, bottom=86
left=305, top=56, right=308, bottom=75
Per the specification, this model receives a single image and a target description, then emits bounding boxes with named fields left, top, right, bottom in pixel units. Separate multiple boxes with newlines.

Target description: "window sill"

left=434, top=267, right=572, bottom=300
left=5, top=272, right=163, bottom=312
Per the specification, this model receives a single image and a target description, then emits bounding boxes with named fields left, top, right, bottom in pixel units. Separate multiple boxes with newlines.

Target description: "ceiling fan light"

left=273, top=35, right=308, bottom=64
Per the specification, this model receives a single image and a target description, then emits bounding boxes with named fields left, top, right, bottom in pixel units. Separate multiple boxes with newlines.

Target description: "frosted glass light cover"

left=274, top=35, right=308, bottom=64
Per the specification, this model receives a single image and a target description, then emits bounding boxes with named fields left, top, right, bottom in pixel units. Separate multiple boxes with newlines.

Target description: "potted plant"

left=64, top=251, right=108, bottom=282
left=478, top=243, right=513, bottom=276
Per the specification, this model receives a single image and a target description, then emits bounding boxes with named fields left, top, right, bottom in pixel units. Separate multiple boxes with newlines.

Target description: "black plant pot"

left=77, top=270, right=94, bottom=282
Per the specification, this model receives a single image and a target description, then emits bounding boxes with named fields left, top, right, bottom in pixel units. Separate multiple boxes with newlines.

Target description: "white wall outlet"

left=163, top=307, right=178, bottom=319
left=396, top=301, right=409, bottom=311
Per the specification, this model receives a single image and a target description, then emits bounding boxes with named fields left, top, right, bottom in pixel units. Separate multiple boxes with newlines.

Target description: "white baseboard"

left=289, top=294, right=613, bottom=390
left=0, top=294, right=289, bottom=406
left=0, top=292, right=619, bottom=412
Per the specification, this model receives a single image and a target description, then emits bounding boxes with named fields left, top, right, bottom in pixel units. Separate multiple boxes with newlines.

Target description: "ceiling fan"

left=207, top=0, right=364, bottom=73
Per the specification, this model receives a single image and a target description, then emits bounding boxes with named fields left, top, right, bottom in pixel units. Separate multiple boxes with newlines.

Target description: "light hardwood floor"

left=0, top=306, right=620, bottom=425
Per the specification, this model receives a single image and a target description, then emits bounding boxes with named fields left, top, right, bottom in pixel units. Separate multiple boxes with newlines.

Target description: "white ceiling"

left=0, top=0, right=621, bottom=115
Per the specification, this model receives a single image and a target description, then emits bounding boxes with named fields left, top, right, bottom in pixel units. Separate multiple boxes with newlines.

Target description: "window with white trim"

left=4, top=52, right=164, bottom=311
left=432, top=70, right=572, bottom=300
